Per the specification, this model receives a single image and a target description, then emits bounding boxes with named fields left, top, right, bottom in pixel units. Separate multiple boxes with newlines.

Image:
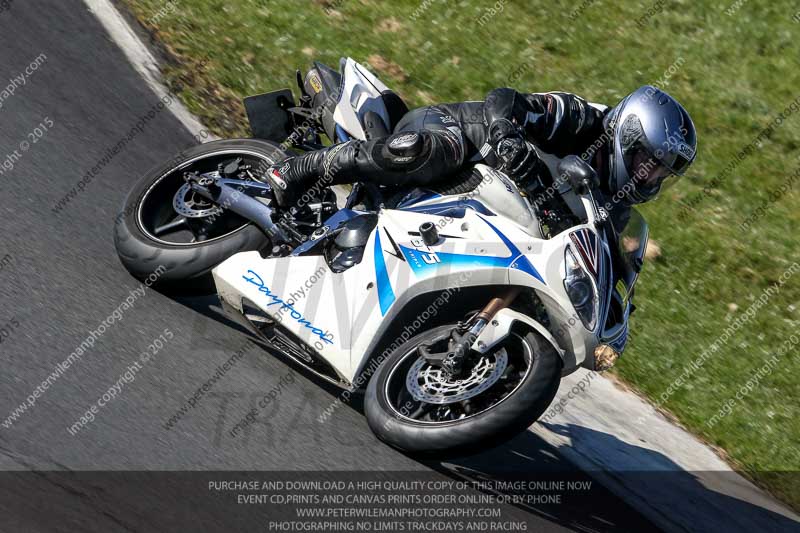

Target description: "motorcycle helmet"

left=603, top=85, right=696, bottom=204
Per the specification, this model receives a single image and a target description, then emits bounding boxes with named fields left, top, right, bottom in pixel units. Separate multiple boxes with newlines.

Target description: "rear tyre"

left=114, top=139, right=288, bottom=294
left=365, top=325, right=562, bottom=455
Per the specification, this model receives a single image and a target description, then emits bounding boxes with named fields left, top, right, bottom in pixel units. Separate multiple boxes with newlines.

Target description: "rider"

left=264, top=84, right=697, bottom=222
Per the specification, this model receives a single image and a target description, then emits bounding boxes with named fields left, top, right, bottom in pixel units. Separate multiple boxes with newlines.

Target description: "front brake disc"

left=406, top=350, right=508, bottom=404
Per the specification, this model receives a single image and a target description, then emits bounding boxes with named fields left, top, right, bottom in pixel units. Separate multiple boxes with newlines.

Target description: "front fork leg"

left=422, top=287, right=521, bottom=376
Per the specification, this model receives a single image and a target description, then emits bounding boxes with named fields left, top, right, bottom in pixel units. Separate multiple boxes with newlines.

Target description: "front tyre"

left=114, top=139, right=288, bottom=294
left=365, top=325, right=561, bottom=455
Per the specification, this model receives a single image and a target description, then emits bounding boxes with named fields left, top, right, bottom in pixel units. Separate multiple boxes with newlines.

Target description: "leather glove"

left=489, top=119, right=539, bottom=183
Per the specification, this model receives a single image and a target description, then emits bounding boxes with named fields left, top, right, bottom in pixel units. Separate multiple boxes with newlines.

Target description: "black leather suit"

left=267, top=88, right=608, bottom=205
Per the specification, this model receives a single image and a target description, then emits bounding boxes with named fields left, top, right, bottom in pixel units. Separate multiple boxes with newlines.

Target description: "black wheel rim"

left=384, top=332, right=533, bottom=425
left=136, top=149, right=276, bottom=246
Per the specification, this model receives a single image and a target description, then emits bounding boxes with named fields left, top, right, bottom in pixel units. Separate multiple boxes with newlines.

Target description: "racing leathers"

left=264, top=88, right=608, bottom=209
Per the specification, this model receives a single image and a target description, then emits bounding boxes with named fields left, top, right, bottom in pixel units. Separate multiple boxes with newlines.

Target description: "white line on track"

left=82, top=0, right=216, bottom=141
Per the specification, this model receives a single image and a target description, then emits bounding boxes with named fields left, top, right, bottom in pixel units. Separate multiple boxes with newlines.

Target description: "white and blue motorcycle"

left=115, top=58, right=649, bottom=454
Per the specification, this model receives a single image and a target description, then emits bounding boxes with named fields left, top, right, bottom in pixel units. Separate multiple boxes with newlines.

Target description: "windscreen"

left=615, top=208, right=649, bottom=303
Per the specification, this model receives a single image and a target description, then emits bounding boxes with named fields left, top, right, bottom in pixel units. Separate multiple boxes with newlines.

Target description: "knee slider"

left=379, top=132, right=430, bottom=170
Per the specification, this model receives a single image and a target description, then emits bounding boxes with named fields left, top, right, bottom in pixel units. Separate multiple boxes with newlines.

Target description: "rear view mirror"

left=557, top=155, right=599, bottom=193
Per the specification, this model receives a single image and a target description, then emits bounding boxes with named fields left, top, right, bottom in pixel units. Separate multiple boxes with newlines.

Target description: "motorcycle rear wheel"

left=365, top=324, right=562, bottom=455
left=113, top=139, right=288, bottom=294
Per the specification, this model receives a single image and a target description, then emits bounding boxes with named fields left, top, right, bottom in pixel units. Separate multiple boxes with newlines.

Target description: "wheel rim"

left=384, top=332, right=533, bottom=425
left=136, top=149, right=277, bottom=246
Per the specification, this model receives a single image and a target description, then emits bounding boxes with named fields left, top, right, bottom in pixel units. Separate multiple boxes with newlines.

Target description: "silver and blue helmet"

left=604, top=86, right=697, bottom=205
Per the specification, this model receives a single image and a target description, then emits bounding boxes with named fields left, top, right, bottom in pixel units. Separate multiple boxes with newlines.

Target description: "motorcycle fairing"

left=333, top=58, right=392, bottom=140
left=396, top=215, right=544, bottom=285
left=213, top=187, right=603, bottom=386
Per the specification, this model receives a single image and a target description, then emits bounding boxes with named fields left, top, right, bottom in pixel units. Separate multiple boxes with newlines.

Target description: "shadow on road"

left=434, top=423, right=800, bottom=533
left=425, top=429, right=656, bottom=532
left=173, top=293, right=350, bottom=397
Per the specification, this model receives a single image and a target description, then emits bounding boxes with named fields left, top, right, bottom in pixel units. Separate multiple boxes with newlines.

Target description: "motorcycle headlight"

left=564, top=248, right=598, bottom=330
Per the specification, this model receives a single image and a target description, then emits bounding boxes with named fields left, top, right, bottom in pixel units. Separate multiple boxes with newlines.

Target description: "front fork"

left=421, top=287, right=521, bottom=376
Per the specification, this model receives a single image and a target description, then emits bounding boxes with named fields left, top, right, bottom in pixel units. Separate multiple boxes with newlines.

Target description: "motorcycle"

left=114, top=57, right=649, bottom=454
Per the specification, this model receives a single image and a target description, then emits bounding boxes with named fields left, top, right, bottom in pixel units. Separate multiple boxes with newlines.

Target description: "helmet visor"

left=623, top=140, right=673, bottom=200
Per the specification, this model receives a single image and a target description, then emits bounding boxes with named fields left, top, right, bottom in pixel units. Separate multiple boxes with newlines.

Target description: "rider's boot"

left=263, top=142, right=358, bottom=207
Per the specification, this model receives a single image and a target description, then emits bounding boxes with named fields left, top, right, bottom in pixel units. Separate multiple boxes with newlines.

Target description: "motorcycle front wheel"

left=365, top=324, right=562, bottom=455
left=114, top=139, right=288, bottom=294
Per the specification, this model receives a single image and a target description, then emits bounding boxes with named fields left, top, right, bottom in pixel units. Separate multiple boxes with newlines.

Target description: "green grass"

left=123, top=0, right=800, bottom=507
